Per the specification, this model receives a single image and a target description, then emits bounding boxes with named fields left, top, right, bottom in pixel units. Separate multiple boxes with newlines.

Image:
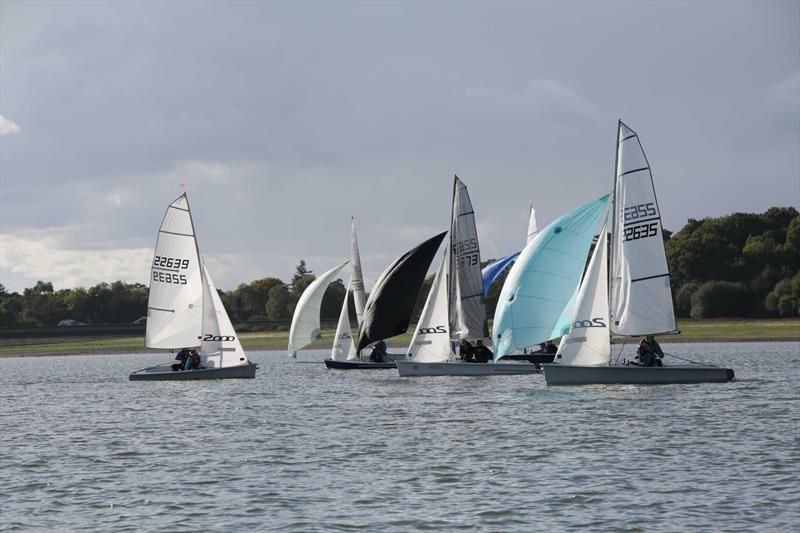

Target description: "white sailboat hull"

left=542, top=364, right=734, bottom=385
left=129, top=362, right=257, bottom=381
left=397, top=361, right=541, bottom=377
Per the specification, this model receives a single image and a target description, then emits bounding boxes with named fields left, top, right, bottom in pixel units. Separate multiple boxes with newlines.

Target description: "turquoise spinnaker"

left=492, top=194, right=609, bottom=360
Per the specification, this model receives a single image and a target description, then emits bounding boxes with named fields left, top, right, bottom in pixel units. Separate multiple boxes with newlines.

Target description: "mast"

left=609, top=120, right=621, bottom=342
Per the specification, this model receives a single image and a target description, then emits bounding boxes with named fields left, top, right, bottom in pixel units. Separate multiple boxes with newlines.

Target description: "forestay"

left=200, top=261, right=248, bottom=368
left=288, top=261, right=349, bottom=357
left=557, top=225, right=611, bottom=366
left=350, top=218, right=367, bottom=328
left=407, top=252, right=452, bottom=362
left=330, top=281, right=357, bottom=361
left=449, top=176, right=488, bottom=340
left=145, top=194, right=203, bottom=349
left=493, top=195, right=609, bottom=360
left=610, top=121, right=677, bottom=336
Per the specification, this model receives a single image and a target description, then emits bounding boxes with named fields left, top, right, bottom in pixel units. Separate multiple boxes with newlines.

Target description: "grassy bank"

left=1, top=318, right=797, bottom=357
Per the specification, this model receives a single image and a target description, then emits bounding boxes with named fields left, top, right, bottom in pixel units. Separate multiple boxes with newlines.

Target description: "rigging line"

left=618, top=167, right=650, bottom=177
left=613, top=338, right=627, bottom=365
left=663, top=351, right=720, bottom=368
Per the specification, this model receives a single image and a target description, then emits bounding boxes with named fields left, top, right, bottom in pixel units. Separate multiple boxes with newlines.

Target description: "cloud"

left=0, top=115, right=21, bottom=135
left=460, top=79, right=597, bottom=121
left=0, top=230, right=152, bottom=290
left=768, top=70, right=800, bottom=115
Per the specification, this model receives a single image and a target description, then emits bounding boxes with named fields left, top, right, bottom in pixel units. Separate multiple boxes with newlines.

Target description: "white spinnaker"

left=331, top=281, right=357, bottom=361
left=350, top=219, right=367, bottom=328
left=288, top=261, right=349, bottom=357
left=449, top=176, right=488, bottom=340
left=557, top=226, right=611, bottom=366
left=527, top=205, right=539, bottom=244
left=145, top=194, right=204, bottom=349
left=200, top=261, right=248, bottom=368
left=610, top=121, right=677, bottom=336
left=407, top=252, right=452, bottom=362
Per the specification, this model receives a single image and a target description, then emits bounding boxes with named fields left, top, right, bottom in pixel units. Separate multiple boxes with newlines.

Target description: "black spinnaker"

left=357, top=231, right=447, bottom=352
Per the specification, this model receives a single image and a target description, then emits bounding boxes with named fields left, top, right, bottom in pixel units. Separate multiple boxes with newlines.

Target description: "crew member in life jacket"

left=473, top=339, right=493, bottom=364
left=173, top=348, right=191, bottom=371
left=185, top=348, right=202, bottom=370
left=459, top=339, right=475, bottom=362
left=369, top=340, right=388, bottom=362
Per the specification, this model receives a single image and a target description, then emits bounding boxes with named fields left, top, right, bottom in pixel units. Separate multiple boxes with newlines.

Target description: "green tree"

left=0, top=284, right=22, bottom=326
left=690, top=281, right=753, bottom=318
left=320, top=278, right=347, bottom=320
left=266, top=283, right=290, bottom=320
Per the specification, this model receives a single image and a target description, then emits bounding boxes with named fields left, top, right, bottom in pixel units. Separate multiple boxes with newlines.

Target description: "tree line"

left=1, top=207, right=798, bottom=328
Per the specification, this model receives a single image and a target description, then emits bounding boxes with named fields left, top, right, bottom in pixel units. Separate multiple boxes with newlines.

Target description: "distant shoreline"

left=1, top=318, right=797, bottom=358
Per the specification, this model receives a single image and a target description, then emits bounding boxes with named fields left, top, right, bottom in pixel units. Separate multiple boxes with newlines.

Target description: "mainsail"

left=357, top=232, right=447, bottom=352
left=406, top=251, right=452, bottom=362
left=145, top=194, right=204, bottom=349
left=527, top=205, right=539, bottom=243
left=492, top=194, right=609, bottom=360
left=200, top=260, right=248, bottom=368
left=449, top=176, right=488, bottom=340
left=330, top=280, right=357, bottom=361
left=556, top=224, right=611, bottom=366
left=610, top=121, right=677, bottom=336
left=350, top=218, right=367, bottom=328
left=288, top=261, right=349, bottom=357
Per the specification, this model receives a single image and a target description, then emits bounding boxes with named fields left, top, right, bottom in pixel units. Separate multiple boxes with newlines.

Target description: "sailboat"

left=324, top=218, right=407, bottom=368
left=542, top=121, right=734, bottom=385
left=492, top=194, right=610, bottom=362
left=326, top=231, right=447, bottom=369
left=287, top=261, right=350, bottom=358
left=129, top=193, right=257, bottom=381
left=397, top=176, right=541, bottom=377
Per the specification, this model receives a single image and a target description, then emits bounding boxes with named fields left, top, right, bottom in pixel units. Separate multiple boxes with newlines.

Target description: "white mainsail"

left=449, top=176, right=488, bottom=340
left=527, top=205, right=539, bottom=244
left=610, top=121, right=677, bottom=336
left=200, top=260, right=248, bottom=368
left=288, top=261, right=349, bottom=357
left=145, top=194, right=204, bottom=349
left=557, top=225, right=611, bottom=366
left=406, top=251, right=452, bottom=362
left=350, top=218, right=367, bottom=328
left=330, top=281, right=357, bottom=361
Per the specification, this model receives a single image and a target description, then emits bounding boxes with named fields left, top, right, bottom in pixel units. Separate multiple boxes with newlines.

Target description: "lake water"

left=1, top=342, right=799, bottom=531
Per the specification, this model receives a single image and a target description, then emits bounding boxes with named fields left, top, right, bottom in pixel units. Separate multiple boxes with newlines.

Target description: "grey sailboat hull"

left=397, top=361, right=541, bottom=377
left=542, top=364, right=734, bottom=386
left=129, top=362, right=257, bottom=381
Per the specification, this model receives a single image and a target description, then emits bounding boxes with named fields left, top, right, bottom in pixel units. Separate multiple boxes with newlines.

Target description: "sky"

left=1, top=0, right=798, bottom=293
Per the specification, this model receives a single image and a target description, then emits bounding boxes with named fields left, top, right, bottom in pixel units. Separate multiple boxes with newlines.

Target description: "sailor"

left=459, top=339, right=475, bottom=362
left=636, top=343, right=657, bottom=367
left=173, top=348, right=191, bottom=371
left=473, top=340, right=493, bottom=364
left=369, top=340, right=387, bottom=362
left=644, top=335, right=665, bottom=362
left=186, top=349, right=202, bottom=370
left=544, top=340, right=558, bottom=354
